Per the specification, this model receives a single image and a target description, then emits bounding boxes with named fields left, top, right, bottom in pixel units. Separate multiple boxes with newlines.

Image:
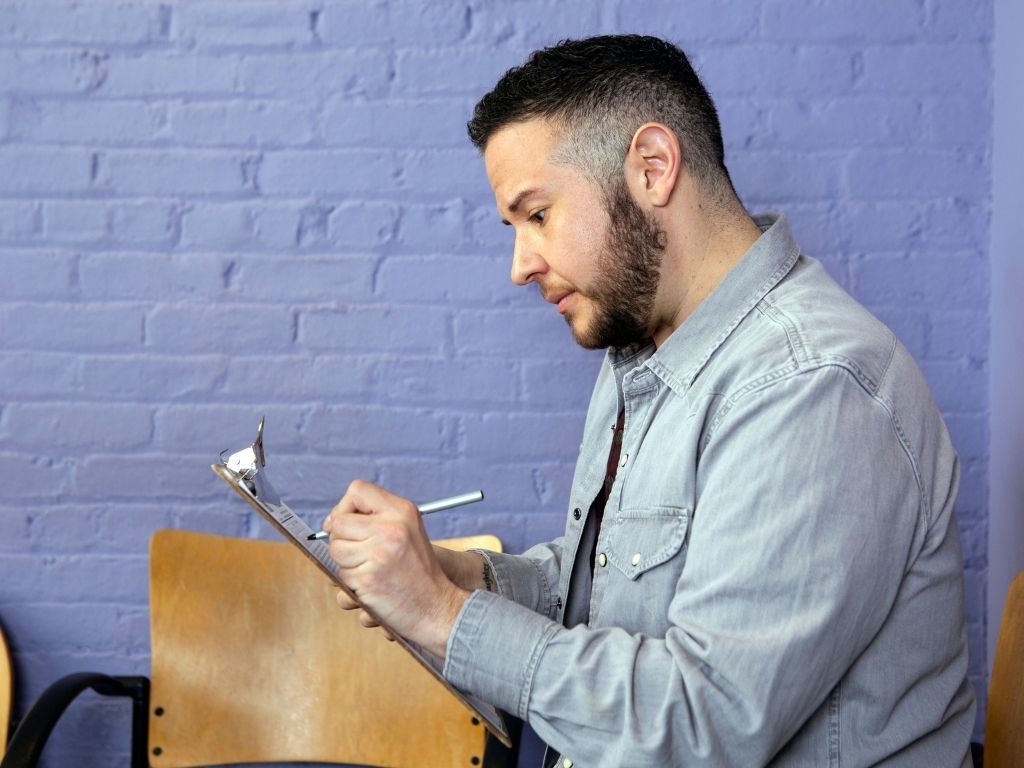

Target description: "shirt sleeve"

left=474, top=537, right=566, bottom=619
left=444, top=364, right=938, bottom=766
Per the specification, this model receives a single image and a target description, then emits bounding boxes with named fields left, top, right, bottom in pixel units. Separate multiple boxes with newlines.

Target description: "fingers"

left=345, top=479, right=417, bottom=516
left=336, top=589, right=359, bottom=611
left=323, top=479, right=437, bottom=643
left=322, top=479, right=419, bottom=533
left=326, top=533, right=371, bottom=568
left=335, top=590, right=380, bottom=628
left=334, top=590, right=390, bottom=639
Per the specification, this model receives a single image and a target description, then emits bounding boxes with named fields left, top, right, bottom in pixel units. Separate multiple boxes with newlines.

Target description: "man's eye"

left=531, top=209, right=547, bottom=223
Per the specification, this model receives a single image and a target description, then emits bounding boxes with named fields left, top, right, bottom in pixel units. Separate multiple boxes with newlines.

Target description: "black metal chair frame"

left=2, top=673, right=149, bottom=768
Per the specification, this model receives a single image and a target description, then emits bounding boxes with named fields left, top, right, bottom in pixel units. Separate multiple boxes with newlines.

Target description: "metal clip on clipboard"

left=210, top=417, right=511, bottom=748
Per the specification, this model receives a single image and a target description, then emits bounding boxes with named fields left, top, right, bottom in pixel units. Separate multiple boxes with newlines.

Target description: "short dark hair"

left=467, top=35, right=729, bottom=190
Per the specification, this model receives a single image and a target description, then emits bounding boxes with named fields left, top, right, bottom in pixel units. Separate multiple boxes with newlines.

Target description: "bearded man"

left=322, top=35, right=976, bottom=767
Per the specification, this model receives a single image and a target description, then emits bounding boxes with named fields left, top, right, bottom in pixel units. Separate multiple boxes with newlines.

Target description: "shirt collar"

left=607, top=213, right=801, bottom=397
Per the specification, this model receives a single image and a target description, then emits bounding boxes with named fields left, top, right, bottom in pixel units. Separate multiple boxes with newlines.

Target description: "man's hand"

left=322, top=479, right=471, bottom=658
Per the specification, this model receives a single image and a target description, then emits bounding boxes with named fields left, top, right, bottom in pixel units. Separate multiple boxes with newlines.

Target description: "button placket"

left=613, top=368, right=656, bottom=500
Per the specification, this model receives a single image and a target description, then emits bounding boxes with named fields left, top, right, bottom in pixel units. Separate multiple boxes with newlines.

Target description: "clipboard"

left=211, top=417, right=511, bottom=748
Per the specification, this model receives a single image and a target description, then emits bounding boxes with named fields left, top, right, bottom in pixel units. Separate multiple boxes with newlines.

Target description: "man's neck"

left=651, top=205, right=763, bottom=348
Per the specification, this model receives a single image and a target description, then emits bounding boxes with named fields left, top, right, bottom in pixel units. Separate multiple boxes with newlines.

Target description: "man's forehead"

left=484, top=120, right=557, bottom=177
left=483, top=119, right=565, bottom=210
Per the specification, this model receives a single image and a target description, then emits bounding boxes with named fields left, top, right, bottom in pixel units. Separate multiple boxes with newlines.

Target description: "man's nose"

left=510, top=232, right=546, bottom=286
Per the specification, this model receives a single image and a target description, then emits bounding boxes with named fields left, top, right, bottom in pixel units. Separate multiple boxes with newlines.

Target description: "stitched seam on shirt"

left=755, top=297, right=809, bottom=367
left=611, top=341, right=655, bottom=370
left=847, top=335, right=934, bottom=523
left=865, top=382, right=931, bottom=526
left=807, top=359, right=931, bottom=525
left=878, top=332, right=899, bottom=385
left=648, top=247, right=801, bottom=396
left=625, top=375, right=660, bottom=399
left=701, top=362, right=800, bottom=450
left=828, top=678, right=841, bottom=767
left=519, top=621, right=561, bottom=718
left=748, top=300, right=897, bottom=399
left=701, top=362, right=929, bottom=521
left=525, top=554, right=558, bottom=618
left=800, top=353, right=880, bottom=393
left=481, top=550, right=559, bottom=617
left=442, top=589, right=479, bottom=681
left=676, top=250, right=800, bottom=393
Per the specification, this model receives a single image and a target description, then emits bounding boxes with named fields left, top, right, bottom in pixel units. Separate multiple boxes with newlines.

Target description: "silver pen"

left=306, top=490, right=484, bottom=540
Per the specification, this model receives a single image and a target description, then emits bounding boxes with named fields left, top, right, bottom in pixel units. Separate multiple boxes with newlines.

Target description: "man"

left=322, top=35, right=976, bottom=766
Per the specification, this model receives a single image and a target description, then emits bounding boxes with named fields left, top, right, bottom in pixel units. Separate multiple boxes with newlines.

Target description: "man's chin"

left=572, top=333, right=605, bottom=351
left=562, top=314, right=587, bottom=347
left=566, top=315, right=606, bottom=350
left=570, top=311, right=652, bottom=350
left=565, top=305, right=644, bottom=350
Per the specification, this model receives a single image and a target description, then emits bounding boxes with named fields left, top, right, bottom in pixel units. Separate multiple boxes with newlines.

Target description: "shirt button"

left=562, top=759, right=574, bottom=768
left=572, top=507, right=581, bottom=520
left=597, top=552, right=607, bottom=567
left=619, top=452, right=629, bottom=467
left=631, top=552, right=641, bottom=566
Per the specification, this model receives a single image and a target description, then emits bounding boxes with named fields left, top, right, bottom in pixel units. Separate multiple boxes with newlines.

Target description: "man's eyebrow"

left=499, top=187, right=540, bottom=225
left=507, top=188, right=538, bottom=213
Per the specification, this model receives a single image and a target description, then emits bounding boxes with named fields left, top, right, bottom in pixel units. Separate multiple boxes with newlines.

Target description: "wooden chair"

left=1, top=618, right=11, bottom=760
left=2, top=529, right=512, bottom=768
left=981, top=570, right=1024, bottom=767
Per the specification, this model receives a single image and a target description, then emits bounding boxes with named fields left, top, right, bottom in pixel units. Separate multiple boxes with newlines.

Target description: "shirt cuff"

left=443, top=589, right=560, bottom=718
left=472, top=549, right=559, bottom=618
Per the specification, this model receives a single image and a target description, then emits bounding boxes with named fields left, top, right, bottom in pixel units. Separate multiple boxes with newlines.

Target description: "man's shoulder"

left=764, top=255, right=898, bottom=391
left=707, top=254, right=923, bottom=403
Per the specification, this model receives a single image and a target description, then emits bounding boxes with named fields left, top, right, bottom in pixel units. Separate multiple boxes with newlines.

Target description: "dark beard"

left=571, top=179, right=667, bottom=350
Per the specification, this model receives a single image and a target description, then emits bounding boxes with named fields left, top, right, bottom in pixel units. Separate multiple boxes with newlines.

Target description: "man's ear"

left=625, top=123, right=681, bottom=208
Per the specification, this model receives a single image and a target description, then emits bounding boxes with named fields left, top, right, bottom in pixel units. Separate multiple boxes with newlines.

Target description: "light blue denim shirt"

left=444, top=214, right=976, bottom=767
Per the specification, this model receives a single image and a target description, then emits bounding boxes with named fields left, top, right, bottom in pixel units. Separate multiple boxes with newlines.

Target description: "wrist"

left=419, top=582, right=471, bottom=659
left=435, top=547, right=493, bottom=593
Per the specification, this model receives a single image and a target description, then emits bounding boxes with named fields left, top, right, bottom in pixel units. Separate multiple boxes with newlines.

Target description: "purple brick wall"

left=0, top=1, right=992, bottom=763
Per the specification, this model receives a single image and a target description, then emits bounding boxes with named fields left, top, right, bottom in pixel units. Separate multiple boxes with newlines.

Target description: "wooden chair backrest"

left=0, top=619, right=11, bottom=758
left=148, top=529, right=501, bottom=768
left=985, top=570, right=1024, bottom=768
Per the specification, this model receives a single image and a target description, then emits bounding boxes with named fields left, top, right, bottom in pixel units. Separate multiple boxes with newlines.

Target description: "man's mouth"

left=546, top=290, right=574, bottom=314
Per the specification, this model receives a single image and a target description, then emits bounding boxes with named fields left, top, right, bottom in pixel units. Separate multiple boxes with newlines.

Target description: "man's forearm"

left=433, top=546, right=497, bottom=593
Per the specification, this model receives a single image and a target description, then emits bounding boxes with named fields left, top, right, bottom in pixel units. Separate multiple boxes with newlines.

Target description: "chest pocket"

left=604, top=505, right=691, bottom=580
